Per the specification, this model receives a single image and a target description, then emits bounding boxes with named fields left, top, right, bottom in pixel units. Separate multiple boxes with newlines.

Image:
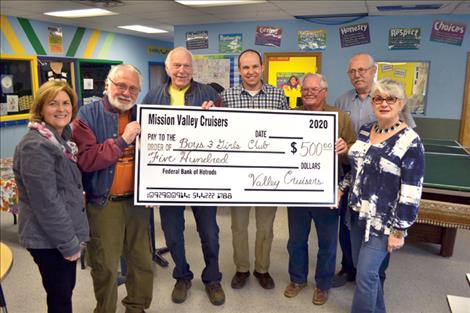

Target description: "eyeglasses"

left=108, top=78, right=140, bottom=95
left=301, top=87, right=325, bottom=94
left=372, top=95, right=400, bottom=105
left=347, top=67, right=371, bottom=76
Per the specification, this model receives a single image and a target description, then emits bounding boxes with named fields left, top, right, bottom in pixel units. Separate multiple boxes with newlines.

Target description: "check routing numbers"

left=135, top=105, right=338, bottom=206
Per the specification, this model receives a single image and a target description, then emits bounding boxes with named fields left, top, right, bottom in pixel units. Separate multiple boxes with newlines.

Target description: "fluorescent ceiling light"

left=118, top=25, right=168, bottom=34
left=44, top=8, right=117, bottom=18
left=175, top=0, right=266, bottom=7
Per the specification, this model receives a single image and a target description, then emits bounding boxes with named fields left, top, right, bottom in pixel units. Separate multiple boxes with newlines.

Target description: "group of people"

left=13, top=47, right=425, bottom=313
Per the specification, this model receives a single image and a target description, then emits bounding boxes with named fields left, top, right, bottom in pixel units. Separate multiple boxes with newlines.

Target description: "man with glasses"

left=333, top=53, right=415, bottom=288
left=284, top=73, right=355, bottom=305
left=221, top=49, right=288, bottom=291
left=142, top=47, right=225, bottom=306
left=73, top=64, right=154, bottom=313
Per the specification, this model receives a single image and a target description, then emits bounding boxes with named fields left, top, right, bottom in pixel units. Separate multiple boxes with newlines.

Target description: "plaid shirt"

left=221, top=83, right=288, bottom=110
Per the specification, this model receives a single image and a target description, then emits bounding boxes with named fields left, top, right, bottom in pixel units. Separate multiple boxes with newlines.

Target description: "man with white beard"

left=73, top=64, right=154, bottom=313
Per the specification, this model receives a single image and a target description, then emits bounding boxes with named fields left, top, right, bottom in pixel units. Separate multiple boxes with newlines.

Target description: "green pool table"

left=407, top=139, right=470, bottom=257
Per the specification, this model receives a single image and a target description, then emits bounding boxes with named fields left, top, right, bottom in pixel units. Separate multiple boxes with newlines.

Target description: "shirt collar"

left=239, top=81, right=267, bottom=95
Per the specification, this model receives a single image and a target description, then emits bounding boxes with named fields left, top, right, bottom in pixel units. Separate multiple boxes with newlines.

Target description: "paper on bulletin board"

left=83, top=79, right=94, bottom=90
left=1, top=75, right=14, bottom=93
left=6, top=95, right=19, bottom=112
left=0, top=103, right=7, bottom=116
left=193, top=54, right=238, bottom=90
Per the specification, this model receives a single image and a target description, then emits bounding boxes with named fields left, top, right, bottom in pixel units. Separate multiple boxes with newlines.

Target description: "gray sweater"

left=13, top=124, right=89, bottom=257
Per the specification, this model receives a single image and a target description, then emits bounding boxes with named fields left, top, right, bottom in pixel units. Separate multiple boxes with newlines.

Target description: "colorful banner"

left=430, top=20, right=466, bottom=46
left=255, top=26, right=283, bottom=47
left=48, top=26, right=64, bottom=54
left=388, top=27, right=421, bottom=50
left=219, top=33, right=243, bottom=53
left=298, top=30, right=327, bottom=51
left=186, top=31, right=209, bottom=50
left=339, top=23, right=370, bottom=48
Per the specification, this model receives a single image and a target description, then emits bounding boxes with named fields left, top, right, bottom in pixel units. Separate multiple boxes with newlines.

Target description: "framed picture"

left=77, top=59, right=122, bottom=105
left=376, top=61, right=430, bottom=115
left=0, top=54, right=38, bottom=126
left=37, top=56, right=76, bottom=92
left=264, top=52, right=322, bottom=109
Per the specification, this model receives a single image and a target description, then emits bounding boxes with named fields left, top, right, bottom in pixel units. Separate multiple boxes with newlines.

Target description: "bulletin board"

left=38, top=56, right=76, bottom=92
left=77, top=59, right=122, bottom=105
left=0, top=54, right=39, bottom=126
left=264, top=52, right=321, bottom=109
left=376, top=61, right=430, bottom=115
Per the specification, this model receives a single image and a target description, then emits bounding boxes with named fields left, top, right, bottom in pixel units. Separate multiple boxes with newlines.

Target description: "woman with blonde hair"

left=13, top=80, right=89, bottom=313
left=339, top=79, right=425, bottom=313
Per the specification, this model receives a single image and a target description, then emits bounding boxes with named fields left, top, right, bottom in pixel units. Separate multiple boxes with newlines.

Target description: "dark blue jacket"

left=142, top=79, right=222, bottom=106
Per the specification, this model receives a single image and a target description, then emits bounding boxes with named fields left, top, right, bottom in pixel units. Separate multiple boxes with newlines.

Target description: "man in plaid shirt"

left=221, top=49, right=288, bottom=290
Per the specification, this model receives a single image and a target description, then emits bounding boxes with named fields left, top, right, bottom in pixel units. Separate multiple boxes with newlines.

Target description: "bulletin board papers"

left=193, top=54, right=238, bottom=90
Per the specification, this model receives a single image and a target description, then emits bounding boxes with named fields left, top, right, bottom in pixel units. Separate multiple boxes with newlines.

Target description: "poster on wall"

left=186, top=31, right=209, bottom=50
left=219, top=33, right=243, bottom=53
left=278, top=72, right=302, bottom=109
left=298, top=30, right=327, bottom=51
left=430, top=20, right=466, bottom=46
left=255, top=26, right=283, bottom=47
left=388, top=27, right=421, bottom=50
left=48, top=27, right=64, bottom=54
left=339, top=23, right=370, bottom=48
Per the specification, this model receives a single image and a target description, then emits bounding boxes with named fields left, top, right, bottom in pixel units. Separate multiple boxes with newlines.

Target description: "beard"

left=108, top=93, right=134, bottom=111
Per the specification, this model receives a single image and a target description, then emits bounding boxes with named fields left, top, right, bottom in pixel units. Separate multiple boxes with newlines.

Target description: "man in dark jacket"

left=73, top=64, right=153, bottom=313
left=142, top=47, right=225, bottom=306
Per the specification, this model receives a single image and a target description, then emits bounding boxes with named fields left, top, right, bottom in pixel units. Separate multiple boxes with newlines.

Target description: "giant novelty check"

left=135, top=105, right=338, bottom=206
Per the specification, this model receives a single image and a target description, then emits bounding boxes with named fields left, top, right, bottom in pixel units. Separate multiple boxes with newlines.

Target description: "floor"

left=1, top=206, right=469, bottom=313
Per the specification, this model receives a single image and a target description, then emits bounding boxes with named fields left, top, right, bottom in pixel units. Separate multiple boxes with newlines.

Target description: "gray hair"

left=372, top=79, right=412, bottom=124
left=349, top=52, right=375, bottom=68
left=300, top=73, right=328, bottom=89
left=165, top=47, right=193, bottom=68
left=371, top=78, right=406, bottom=100
left=107, top=64, right=143, bottom=88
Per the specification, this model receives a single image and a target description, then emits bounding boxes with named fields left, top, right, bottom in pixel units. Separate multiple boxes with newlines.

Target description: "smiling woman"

left=13, top=80, right=89, bottom=313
